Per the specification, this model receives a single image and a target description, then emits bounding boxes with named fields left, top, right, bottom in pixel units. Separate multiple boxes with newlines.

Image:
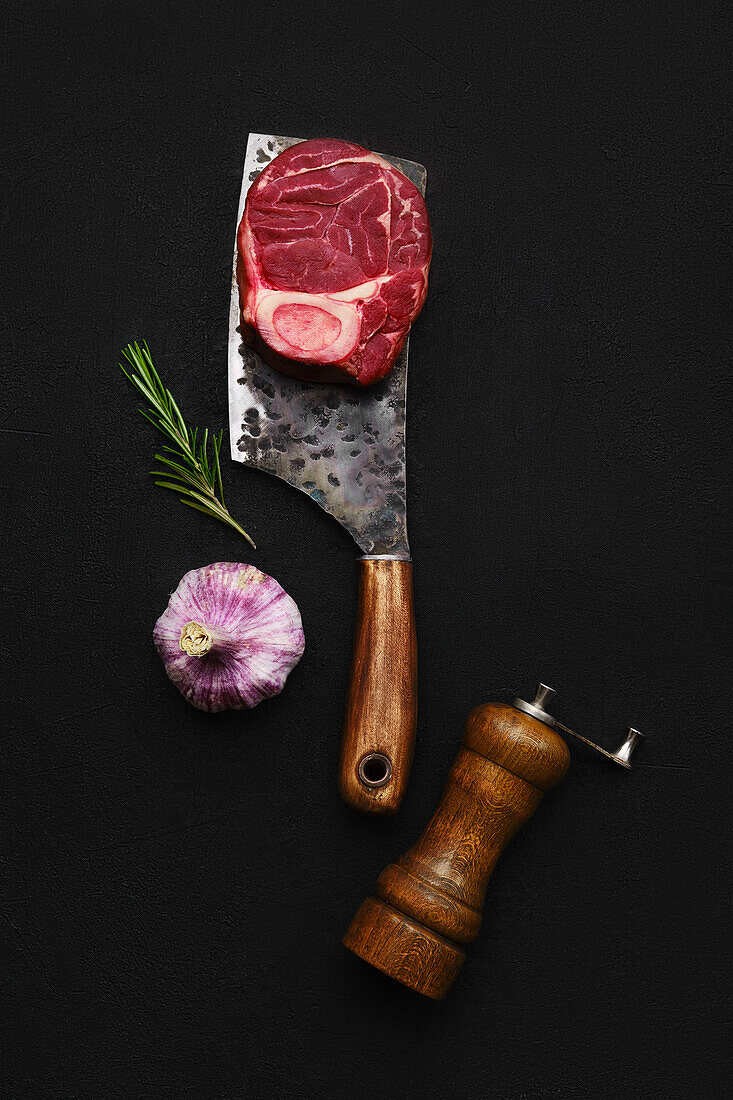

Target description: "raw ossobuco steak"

left=237, top=138, right=432, bottom=386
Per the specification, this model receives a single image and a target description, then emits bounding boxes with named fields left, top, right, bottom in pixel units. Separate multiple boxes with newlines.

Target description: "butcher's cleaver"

left=228, top=133, right=424, bottom=815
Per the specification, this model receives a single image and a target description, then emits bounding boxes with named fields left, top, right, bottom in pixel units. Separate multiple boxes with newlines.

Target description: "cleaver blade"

left=228, top=133, right=424, bottom=814
left=227, top=133, right=426, bottom=557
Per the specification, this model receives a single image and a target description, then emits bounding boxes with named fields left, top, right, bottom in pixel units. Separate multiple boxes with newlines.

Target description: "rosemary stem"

left=120, top=342, right=255, bottom=549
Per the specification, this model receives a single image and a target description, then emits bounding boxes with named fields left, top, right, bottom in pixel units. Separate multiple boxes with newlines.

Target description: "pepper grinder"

left=343, top=684, right=643, bottom=1000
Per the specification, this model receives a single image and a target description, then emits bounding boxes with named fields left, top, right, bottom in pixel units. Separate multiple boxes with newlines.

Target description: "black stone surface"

left=3, top=2, right=730, bottom=1097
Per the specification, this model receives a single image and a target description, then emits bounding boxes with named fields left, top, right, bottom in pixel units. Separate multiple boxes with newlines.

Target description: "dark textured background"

left=2, top=2, right=731, bottom=1097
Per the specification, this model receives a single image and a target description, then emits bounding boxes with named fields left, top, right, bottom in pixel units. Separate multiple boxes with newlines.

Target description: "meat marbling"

left=237, top=138, right=432, bottom=386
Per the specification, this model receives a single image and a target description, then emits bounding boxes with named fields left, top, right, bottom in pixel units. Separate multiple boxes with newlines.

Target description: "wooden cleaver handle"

left=338, top=558, right=417, bottom=815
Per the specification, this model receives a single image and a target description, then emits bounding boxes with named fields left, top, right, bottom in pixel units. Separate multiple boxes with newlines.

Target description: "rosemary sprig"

left=119, top=341, right=255, bottom=548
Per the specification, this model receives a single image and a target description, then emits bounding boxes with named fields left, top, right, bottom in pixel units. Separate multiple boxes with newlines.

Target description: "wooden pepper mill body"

left=343, top=702, right=571, bottom=1000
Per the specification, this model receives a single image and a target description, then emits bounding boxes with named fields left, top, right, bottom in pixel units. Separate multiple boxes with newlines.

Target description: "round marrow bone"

left=255, top=292, right=361, bottom=363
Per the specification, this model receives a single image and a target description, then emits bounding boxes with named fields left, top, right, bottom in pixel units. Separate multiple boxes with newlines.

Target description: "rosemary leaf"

left=120, top=341, right=255, bottom=549
left=154, top=481, right=190, bottom=493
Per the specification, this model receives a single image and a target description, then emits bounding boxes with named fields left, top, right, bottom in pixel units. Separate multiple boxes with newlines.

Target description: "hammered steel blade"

left=227, top=133, right=427, bottom=557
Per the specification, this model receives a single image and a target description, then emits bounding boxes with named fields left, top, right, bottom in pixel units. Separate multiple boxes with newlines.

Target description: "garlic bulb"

left=153, top=562, right=305, bottom=712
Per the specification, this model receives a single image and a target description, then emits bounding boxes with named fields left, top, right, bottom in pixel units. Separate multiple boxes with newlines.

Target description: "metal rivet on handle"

left=358, top=753, right=392, bottom=788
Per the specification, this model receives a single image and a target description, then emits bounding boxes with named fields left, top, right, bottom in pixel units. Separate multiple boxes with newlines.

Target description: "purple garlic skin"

left=153, top=562, right=305, bottom=712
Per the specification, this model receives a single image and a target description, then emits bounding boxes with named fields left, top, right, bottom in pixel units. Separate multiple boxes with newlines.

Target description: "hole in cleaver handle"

left=338, top=558, right=417, bottom=814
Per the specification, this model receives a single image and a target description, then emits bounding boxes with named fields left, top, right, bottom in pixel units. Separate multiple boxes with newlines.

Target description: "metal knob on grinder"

left=343, top=683, right=643, bottom=1000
